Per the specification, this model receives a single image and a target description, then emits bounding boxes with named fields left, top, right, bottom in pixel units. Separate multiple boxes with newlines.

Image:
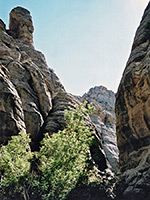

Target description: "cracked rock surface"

left=116, top=2, right=150, bottom=199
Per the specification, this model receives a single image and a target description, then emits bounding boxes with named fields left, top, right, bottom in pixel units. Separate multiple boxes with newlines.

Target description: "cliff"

left=79, top=86, right=118, bottom=172
left=116, top=2, right=150, bottom=199
left=0, top=6, right=117, bottom=200
left=0, top=7, right=79, bottom=148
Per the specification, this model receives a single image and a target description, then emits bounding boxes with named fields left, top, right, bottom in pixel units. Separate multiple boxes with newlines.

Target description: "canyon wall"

left=0, top=7, right=118, bottom=200
left=116, top=2, right=150, bottom=199
left=0, top=7, right=79, bottom=149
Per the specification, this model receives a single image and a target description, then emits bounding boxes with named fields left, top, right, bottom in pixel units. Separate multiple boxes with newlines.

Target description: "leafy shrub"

left=0, top=103, right=95, bottom=200
left=32, top=102, right=95, bottom=200
left=0, top=131, right=33, bottom=200
left=0, top=102, right=116, bottom=200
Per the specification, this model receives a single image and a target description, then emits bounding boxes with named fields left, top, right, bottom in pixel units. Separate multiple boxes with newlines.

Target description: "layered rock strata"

left=116, top=2, right=150, bottom=199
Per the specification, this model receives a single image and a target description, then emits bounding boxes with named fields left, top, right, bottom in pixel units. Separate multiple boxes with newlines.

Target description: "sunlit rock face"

left=0, top=6, right=120, bottom=200
left=0, top=7, right=76, bottom=148
left=0, top=6, right=110, bottom=173
left=116, top=2, right=150, bottom=199
left=79, top=86, right=119, bottom=172
left=9, top=7, right=34, bottom=48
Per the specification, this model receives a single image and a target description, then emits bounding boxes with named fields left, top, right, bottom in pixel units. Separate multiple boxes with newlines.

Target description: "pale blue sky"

left=0, top=0, right=149, bottom=95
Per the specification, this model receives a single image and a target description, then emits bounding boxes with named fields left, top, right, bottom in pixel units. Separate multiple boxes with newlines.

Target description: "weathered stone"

left=0, top=19, right=6, bottom=32
left=0, top=7, right=65, bottom=148
left=0, top=6, right=118, bottom=199
left=0, top=31, right=21, bottom=61
left=6, top=60, right=45, bottom=142
left=17, top=40, right=65, bottom=95
left=9, top=7, right=34, bottom=47
left=116, top=2, right=150, bottom=199
left=79, top=86, right=119, bottom=172
left=0, top=63, right=26, bottom=144
left=44, top=91, right=79, bottom=133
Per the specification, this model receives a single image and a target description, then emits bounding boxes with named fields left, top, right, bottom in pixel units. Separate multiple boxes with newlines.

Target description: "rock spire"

left=9, top=7, right=34, bottom=47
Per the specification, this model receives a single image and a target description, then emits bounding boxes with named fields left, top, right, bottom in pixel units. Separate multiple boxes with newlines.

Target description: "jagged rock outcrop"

left=0, top=7, right=81, bottom=150
left=0, top=7, right=117, bottom=200
left=79, top=86, right=119, bottom=172
left=0, top=7, right=123, bottom=200
left=116, top=2, right=150, bottom=199
left=9, top=7, right=34, bottom=47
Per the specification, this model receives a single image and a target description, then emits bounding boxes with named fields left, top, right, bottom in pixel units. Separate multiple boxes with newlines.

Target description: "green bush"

left=0, top=102, right=116, bottom=200
left=0, top=131, right=33, bottom=200
left=35, top=102, right=95, bottom=200
left=0, top=102, right=95, bottom=200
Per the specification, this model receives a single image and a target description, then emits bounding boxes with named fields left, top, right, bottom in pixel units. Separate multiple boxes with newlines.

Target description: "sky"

left=0, top=0, right=149, bottom=95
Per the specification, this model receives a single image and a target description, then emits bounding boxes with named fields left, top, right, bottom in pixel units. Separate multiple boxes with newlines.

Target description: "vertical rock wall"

left=116, top=2, right=150, bottom=199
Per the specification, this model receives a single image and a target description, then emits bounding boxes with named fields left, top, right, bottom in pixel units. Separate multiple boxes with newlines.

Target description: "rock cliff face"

left=116, top=2, right=150, bottom=199
left=0, top=7, right=79, bottom=149
left=0, top=7, right=118, bottom=200
left=79, top=86, right=118, bottom=172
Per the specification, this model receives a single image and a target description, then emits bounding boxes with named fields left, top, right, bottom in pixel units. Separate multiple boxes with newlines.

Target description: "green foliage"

left=0, top=102, right=115, bottom=200
left=0, top=131, right=33, bottom=199
left=33, top=102, right=95, bottom=200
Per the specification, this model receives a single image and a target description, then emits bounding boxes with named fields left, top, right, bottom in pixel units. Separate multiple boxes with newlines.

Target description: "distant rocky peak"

left=79, top=86, right=118, bottom=172
left=83, top=86, right=115, bottom=112
left=9, top=6, right=34, bottom=48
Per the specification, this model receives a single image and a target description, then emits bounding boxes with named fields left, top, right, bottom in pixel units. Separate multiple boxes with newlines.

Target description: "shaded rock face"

left=79, top=86, right=119, bottom=172
left=116, top=2, right=150, bottom=199
left=67, top=185, right=113, bottom=200
left=0, top=19, right=6, bottom=32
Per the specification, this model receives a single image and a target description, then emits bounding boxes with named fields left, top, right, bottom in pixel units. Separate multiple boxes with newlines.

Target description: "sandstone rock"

left=0, top=19, right=6, bottom=32
left=0, top=6, right=117, bottom=200
left=0, top=63, right=26, bottom=144
left=116, top=2, right=150, bottom=199
left=9, top=7, right=34, bottom=47
left=44, top=91, right=79, bottom=133
left=0, top=7, right=66, bottom=148
left=79, top=86, right=119, bottom=172
left=0, top=7, right=109, bottom=167
left=0, top=31, right=21, bottom=61
left=16, top=39, right=65, bottom=96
